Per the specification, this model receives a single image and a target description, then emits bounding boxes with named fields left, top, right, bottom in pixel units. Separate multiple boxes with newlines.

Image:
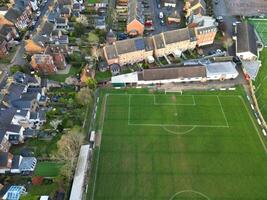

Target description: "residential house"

left=30, top=54, right=57, bottom=74
left=0, top=36, right=8, bottom=58
left=55, top=17, right=69, bottom=30
left=41, top=21, right=55, bottom=39
left=184, top=0, right=206, bottom=18
left=154, top=28, right=196, bottom=57
left=12, top=71, right=39, bottom=86
left=11, top=92, right=40, bottom=111
left=236, top=22, right=258, bottom=60
left=52, top=52, right=67, bottom=69
left=0, top=151, right=13, bottom=174
left=0, top=130, right=11, bottom=152
left=0, top=151, right=37, bottom=174
left=60, top=7, right=71, bottom=18
left=4, top=0, right=32, bottom=30
left=11, top=109, right=30, bottom=127
left=24, top=39, right=45, bottom=54
left=127, top=0, right=144, bottom=36
left=6, top=124, right=25, bottom=144
left=103, top=37, right=154, bottom=66
left=103, top=27, right=197, bottom=66
left=0, top=185, right=27, bottom=200
left=188, top=15, right=217, bottom=47
left=0, top=24, right=19, bottom=43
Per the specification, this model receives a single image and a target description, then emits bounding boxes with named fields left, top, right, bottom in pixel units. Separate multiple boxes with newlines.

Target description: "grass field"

left=248, top=18, right=267, bottom=46
left=89, top=89, right=267, bottom=200
left=35, top=162, right=63, bottom=177
left=254, top=48, right=267, bottom=120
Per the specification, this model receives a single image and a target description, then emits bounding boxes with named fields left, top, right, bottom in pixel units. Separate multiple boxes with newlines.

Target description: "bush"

left=10, top=65, right=24, bottom=75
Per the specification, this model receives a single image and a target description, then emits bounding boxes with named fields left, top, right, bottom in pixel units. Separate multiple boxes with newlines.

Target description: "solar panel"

left=134, top=39, right=145, bottom=51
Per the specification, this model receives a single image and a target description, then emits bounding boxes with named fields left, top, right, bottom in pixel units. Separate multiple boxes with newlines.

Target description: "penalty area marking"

left=169, top=190, right=210, bottom=200
left=162, top=125, right=197, bottom=135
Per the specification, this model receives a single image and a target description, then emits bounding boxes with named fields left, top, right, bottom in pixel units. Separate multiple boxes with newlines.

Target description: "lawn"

left=35, top=162, right=63, bottom=177
left=254, top=48, right=267, bottom=120
left=95, top=71, right=112, bottom=82
left=248, top=19, right=267, bottom=46
left=46, top=65, right=81, bottom=82
left=88, top=88, right=267, bottom=200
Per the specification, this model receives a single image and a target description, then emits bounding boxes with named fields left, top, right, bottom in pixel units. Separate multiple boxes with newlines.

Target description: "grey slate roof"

left=5, top=8, right=21, bottom=23
left=3, top=83, right=26, bottom=104
left=41, top=22, right=55, bottom=36
left=163, top=28, right=190, bottom=45
left=11, top=155, right=20, bottom=170
left=236, top=22, right=258, bottom=56
left=0, top=152, right=8, bottom=167
left=138, top=65, right=206, bottom=81
left=6, top=124, right=21, bottom=133
left=19, top=157, right=37, bottom=171
left=154, top=34, right=165, bottom=49
left=127, top=0, right=144, bottom=25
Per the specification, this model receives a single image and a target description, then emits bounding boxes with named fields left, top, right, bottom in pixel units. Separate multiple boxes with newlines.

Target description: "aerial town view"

left=1, top=0, right=267, bottom=199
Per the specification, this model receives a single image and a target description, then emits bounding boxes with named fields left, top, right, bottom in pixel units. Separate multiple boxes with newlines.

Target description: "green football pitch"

left=89, top=89, right=267, bottom=200
left=248, top=19, right=267, bottom=46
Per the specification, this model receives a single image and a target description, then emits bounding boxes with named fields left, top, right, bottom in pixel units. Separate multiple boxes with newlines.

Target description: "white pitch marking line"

left=169, top=190, right=210, bottom=200
left=216, top=96, right=229, bottom=128
left=162, top=125, right=197, bottom=135
left=128, top=122, right=229, bottom=128
left=239, top=96, right=267, bottom=154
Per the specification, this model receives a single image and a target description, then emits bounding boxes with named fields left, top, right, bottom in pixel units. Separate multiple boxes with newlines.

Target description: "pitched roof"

left=4, top=8, right=21, bottom=23
left=138, top=65, right=206, bottom=81
left=6, top=124, right=22, bottom=133
left=127, top=0, right=144, bottom=25
left=0, top=152, right=9, bottom=167
left=163, top=28, right=191, bottom=45
left=41, top=22, right=55, bottom=36
left=0, top=25, right=13, bottom=36
left=236, top=22, right=258, bottom=56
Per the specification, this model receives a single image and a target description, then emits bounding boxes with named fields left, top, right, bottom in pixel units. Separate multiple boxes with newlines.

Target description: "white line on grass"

left=239, top=96, right=267, bottom=154
left=128, top=122, right=229, bottom=128
left=169, top=190, right=210, bottom=200
left=216, top=96, right=229, bottom=128
left=91, top=94, right=108, bottom=200
left=162, top=125, right=197, bottom=135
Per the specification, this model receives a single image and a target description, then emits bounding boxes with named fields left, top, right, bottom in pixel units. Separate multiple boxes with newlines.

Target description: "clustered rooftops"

left=105, top=27, right=196, bottom=59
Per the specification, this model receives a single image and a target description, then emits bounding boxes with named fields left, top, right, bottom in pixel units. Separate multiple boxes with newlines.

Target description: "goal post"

left=164, top=89, right=183, bottom=95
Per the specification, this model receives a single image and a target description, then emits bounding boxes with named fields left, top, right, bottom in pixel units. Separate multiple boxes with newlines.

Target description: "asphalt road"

left=10, top=0, right=53, bottom=67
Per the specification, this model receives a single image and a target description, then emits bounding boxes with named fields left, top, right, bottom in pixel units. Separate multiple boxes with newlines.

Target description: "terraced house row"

left=103, top=24, right=217, bottom=66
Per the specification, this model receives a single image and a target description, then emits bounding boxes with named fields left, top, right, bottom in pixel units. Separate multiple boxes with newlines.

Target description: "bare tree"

left=76, top=87, right=93, bottom=106
left=54, top=127, right=85, bottom=180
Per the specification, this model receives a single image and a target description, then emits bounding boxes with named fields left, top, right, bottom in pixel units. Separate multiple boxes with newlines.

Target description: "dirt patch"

left=95, top=132, right=102, bottom=147
left=171, top=95, right=176, bottom=102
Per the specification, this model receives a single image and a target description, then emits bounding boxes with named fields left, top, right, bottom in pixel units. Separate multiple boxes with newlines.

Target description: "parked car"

left=118, top=32, right=127, bottom=40
left=159, top=11, right=163, bottom=19
left=36, top=11, right=41, bottom=17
